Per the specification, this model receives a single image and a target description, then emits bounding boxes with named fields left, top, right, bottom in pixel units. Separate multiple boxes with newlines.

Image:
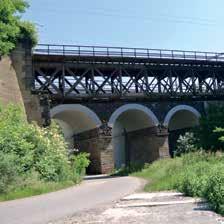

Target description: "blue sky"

left=24, top=0, right=224, bottom=52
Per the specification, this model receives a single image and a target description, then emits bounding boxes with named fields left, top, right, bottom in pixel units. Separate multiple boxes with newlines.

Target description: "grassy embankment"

left=125, top=152, right=224, bottom=215
left=0, top=181, right=75, bottom=201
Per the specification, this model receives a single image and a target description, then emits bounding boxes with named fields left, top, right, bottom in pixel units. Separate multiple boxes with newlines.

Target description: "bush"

left=205, top=168, right=224, bottom=214
left=70, top=153, right=90, bottom=182
left=176, top=160, right=211, bottom=197
left=0, top=104, right=90, bottom=195
left=175, top=132, right=197, bottom=156
left=171, top=153, right=224, bottom=215
left=133, top=152, right=224, bottom=216
left=0, top=105, right=72, bottom=182
left=0, top=152, right=20, bottom=194
left=31, top=122, right=72, bottom=182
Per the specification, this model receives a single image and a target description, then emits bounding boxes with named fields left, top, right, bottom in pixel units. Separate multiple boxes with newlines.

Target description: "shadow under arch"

left=50, top=104, right=102, bottom=174
left=163, top=105, right=201, bottom=156
left=108, top=104, right=160, bottom=169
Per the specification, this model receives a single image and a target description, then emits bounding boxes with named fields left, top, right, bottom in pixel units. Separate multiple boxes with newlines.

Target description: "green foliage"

left=0, top=178, right=74, bottom=201
left=205, top=169, right=224, bottom=214
left=133, top=152, right=224, bottom=215
left=18, top=21, right=38, bottom=46
left=175, top=132, right=197, bottom=156
left=70, top=153, right=90, bottom=182
left=0, top=104, right=90, bottom=198
left=195, top=105, right=224, bottom=152
left=0, top=0, right=37, bottom=55
left=0, top=152, right=20, bottom=193
left=134, top=158, right=182, bottom=192
left=32, top=124, right=72, bottom=182
left=176, top=160, right=211, bottom=196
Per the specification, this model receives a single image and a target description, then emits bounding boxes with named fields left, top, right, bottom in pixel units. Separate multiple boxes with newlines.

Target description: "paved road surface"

left=0, top=176, right=142, bottom=224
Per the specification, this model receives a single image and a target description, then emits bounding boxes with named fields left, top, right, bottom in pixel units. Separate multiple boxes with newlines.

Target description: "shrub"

left=0, top=104, right=90, bottom=195
left=176, top=160, right=211, bottom=197
left=205, top=168, right=224, bottom=215
left=0, top=152, right=20, bottom=194
left=31, top=122, right=72, bottom=182
left=70, top=153, right=90, bottom=182
left=133, top=152, right=224, bottom=216
left=175, top=132, right=197, bottom=156
left=0, top=105, right=72, bottom=182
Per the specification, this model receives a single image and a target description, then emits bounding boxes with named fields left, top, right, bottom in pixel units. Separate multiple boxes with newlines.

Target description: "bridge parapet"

left=34, top=44, right=224, bottom=63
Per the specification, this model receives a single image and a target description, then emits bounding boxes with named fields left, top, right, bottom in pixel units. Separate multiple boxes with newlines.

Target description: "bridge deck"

left=32, top=44, right=224, bottom=102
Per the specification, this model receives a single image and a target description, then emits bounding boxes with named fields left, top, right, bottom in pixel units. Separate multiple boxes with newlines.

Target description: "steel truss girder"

left=33, top=63, right=224, bottom=100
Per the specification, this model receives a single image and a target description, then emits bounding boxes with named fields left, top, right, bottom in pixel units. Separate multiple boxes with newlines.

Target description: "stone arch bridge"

left=50, top=102, right=202, bottom=173
left=3, top=43, right=224, bottom=174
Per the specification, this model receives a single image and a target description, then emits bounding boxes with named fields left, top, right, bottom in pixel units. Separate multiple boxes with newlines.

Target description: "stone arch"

left=51, top=104, right=102, bottom=174
left=108, top=104, right=159, bottom=128
left=163, top=105, right=201, bottom=156
left=163, top=105, right=201, bottom=129
left=51, top=104, right=102, bottom=131
left=108, top=104, right=160, bottom=169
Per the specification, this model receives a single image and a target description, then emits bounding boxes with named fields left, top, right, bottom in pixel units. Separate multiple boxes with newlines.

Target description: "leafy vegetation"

left=174, top=132, right=197, bottom=156
left=0, top=0, right=37, bottom=55
left=0, top=104, right=90, bottom=200
left=132, top=152, right=224, bottom=215
left=194, top=105, right=224, bottom=151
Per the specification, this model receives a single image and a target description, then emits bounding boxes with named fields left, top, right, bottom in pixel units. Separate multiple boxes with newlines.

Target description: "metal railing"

left=34, top=44, right=224, bottom=62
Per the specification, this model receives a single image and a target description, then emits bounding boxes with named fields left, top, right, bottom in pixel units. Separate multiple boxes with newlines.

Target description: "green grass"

left=132, top=157, right=183, bottom=192
left=0, top=180, right=75, bottom=201
left=126, top=152, right=224, bottom=215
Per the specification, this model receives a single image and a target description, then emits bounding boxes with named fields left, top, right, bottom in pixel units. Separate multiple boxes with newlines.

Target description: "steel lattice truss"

left=33, top=64, right=224, bottom=101
left=32, top=45, right=224, bottom=101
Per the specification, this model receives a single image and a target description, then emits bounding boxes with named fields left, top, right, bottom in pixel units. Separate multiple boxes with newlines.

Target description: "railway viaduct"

left=1, top=41, right=224, bottom=174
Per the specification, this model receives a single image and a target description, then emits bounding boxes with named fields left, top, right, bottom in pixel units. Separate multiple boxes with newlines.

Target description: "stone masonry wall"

left=0, top=56, right=25, bottom=108
left=0, top=43, right=42, bottom=124
left=74, top=128, right=114, bottom=174
left=127, top=127, right=169, bottom=165
left=11, top=44, right=42, bottom=125
left=74, top=126, right=169, bottom=174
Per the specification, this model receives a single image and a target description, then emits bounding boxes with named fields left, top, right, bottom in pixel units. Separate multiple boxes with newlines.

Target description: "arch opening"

left=164, top=105, right=201, bottom=156
left=109, top=104, right=159, bottom=169
left=50, top=104, right=102, bottom=174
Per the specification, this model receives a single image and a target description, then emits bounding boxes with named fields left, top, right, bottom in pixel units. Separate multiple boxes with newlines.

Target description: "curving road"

left=0, top=176, right=142, bottom=224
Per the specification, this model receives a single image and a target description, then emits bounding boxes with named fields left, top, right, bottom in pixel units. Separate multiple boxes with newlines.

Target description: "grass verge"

left=133, top=157, right=182, bottom=192
left=119, top=152, right=224, bottom=215
left=0, top=180, right=75, bottom=202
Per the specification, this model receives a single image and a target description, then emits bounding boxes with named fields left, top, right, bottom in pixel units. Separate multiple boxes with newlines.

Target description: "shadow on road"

left=84, top=174, right=122, bottom=181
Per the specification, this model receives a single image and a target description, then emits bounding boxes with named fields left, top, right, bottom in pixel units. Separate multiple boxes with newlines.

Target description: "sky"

left=23, top=0, right=224, bottom=52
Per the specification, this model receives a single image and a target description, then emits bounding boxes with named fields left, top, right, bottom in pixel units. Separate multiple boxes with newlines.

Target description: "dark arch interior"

left=168, top=109, right=199, bottom=156
left=52, top=108, right=100, bottom=174
left=112, top=109, right=156, bottom=169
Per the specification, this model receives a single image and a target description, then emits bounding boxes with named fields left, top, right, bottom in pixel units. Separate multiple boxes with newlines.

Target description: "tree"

left=0, top=0, right=37, bottom=55
left=175, top=132, right=197, bottom=156
left=195, top=105, right=224, bottom=152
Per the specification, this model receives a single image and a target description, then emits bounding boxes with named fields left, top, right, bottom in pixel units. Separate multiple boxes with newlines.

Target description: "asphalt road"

left=0, top=176, right=142, bottom=224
